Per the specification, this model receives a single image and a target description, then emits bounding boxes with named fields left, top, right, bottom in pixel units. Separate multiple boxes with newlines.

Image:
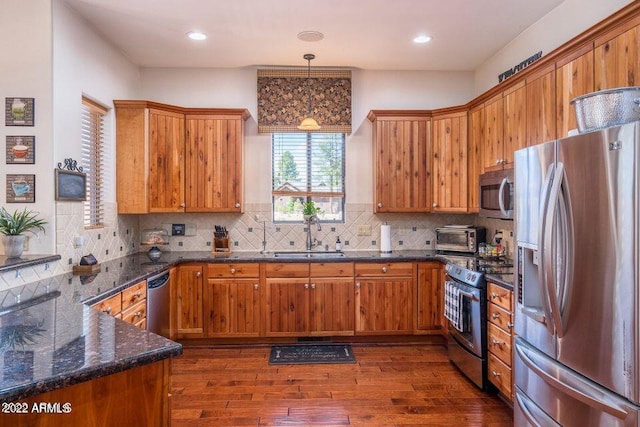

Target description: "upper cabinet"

left=556, top=44, right=594, bottom=138
left=482, top=93, right=505, bottom=172
left=526, top=64, right=556, bottom=146
left=503, top=81, right=527, bottom=166
left=594, top=15, right=640, bottom=90
left=114, top=101, right=249, bottom=214
left=467, top=104, right=484, bottom=212
left=368, top=111, right=431, bottom=213
left=432, top=110, right=468, bottom=213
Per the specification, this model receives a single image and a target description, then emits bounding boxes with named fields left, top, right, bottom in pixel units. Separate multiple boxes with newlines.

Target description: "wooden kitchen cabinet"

left=368, top=110, right=431, bottom=213
left=206, top=263, right=261, bottom=337
left=172, top=263, right=205, bottom=339
left=482, top=93, right=505, bottom=172
left=265, top=262, right=355, bottom=337
left=92, top=280, right=147, bottom=329
left=487, top=281, right=514, bottom=401
left=503, top=81, right=527, bottom=164
left=354, top=262, right=414, bottom=335
left=526, top=63, right=556, bottom=146
left=185, top=112, right=247, bottom=212
left=415, top=262, right=443, bottom=333
left=556, top=44, right=594, bottom=138
left=467, top=104, right=484, bottom=212
left=115, top=101, right=249, bottom=214
left=594, top=15, right=640, bottom=90
left=431, top=110, right=468, bottom=213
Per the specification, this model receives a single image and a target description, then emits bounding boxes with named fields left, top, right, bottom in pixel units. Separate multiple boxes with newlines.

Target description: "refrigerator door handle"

left=498, top=177, right=508, bottom=217
left=543, top=162, right=566, bottom=338
left=537, top=163, right=556, bottom=334
left=515, top=387, right=561, bottom=427
left=515, top=339, right=631, bottom=420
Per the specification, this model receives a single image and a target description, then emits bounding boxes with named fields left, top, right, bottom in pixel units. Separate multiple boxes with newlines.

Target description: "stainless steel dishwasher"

left=146, top=270, right=170, bottom=337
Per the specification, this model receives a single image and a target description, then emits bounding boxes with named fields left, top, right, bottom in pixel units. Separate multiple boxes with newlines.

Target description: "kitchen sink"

left=273, top=251, right=346, bottom=258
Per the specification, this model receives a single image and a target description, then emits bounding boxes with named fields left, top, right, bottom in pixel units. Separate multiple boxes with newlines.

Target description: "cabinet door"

left=467, top=104, right=484, bottom=212
left=207, top=279, right=261, bottom=337
left=148, top=108, right=185, bottom=212
left=309, top=278, right=355, bottom=336
left=373, top=116, right=431, bottom=212
left=416, top=262, right=443, bottom=332
left=556, top=45, right=594, bottom=138
left=595, top=19, right=640, bottom=90
left=526, top=64, right=556, bottom=147
left=173, top=264, right=205, bottom=338
left=265, top=278, right=309, bottom=336
left=185, top=115, right=244, bottom=212
left=432, top=112, right=468, bottom=213
left=503, top=81, right=526, bottom=167
left=483, top=94, right=504, bottom=172
left=355, top=277, right=413, bottom=334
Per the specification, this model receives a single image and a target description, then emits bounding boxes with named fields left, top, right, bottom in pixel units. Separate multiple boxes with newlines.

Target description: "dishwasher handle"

left=148, top=272, right=170, bottom=289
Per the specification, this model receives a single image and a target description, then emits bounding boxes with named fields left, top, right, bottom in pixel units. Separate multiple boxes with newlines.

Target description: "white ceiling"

left=63, top=0, right=565, bottom=71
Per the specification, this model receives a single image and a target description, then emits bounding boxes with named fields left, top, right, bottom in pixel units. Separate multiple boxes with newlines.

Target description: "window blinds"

left=81, top=97, right=107, bottom=228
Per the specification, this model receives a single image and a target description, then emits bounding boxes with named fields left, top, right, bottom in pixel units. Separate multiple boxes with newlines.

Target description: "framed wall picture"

left=6, top=174, right=35, bottom=203
left=6, top=136, right=35, bottom=164
left=55, top=169, right=86, bottom=201
left=5, top=97, right=35, bottom=126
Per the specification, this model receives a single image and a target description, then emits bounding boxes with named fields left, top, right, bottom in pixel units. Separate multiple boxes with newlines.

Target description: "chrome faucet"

left=305, top=215, right=321, bottom=251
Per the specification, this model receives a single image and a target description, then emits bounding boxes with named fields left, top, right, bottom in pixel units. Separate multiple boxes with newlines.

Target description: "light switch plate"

left=357, top=225, right=372, bottom=236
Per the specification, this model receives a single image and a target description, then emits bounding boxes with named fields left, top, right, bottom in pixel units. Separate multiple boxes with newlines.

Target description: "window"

left=81, top=97, right=107, bottom=228
left=272, top=133, right=345, bottom=222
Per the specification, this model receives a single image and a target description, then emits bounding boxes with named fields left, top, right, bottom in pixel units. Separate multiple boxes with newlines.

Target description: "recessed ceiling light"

left=297, top=31, right=324, bottom=42
left=187, top=31, right=207, bottom=41
left=413, top=35, right=432, bottom=44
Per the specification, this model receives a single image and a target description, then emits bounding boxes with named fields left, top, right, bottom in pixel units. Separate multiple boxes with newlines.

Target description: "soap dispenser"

left=335, top=236, right=342, bottom=252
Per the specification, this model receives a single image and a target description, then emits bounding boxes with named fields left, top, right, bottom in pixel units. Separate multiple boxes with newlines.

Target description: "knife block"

left=212, top=236, right=231, bottom=253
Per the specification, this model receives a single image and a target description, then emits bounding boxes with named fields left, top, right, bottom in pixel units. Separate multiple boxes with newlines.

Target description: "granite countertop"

left=0, top=248, right=514, bottom=402
left=0, top=254, right=61, bottom=273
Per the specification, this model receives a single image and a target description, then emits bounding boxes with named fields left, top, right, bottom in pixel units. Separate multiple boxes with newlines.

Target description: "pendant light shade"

left=298, top=53, right=321, bottom=131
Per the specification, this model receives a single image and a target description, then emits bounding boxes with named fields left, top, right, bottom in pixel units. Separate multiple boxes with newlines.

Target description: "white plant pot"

left=2, top=235, right=25, bottom=258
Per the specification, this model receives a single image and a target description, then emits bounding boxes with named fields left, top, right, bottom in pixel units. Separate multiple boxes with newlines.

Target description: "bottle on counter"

left=335, top=236, right=342, bottom=252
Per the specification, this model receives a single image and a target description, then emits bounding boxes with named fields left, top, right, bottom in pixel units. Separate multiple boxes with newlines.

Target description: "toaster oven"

left=435, top=226, right=486, bottom=254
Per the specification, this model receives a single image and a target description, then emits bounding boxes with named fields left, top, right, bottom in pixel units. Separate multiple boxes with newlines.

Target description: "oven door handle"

left=457, top=289, right=478, bottom=301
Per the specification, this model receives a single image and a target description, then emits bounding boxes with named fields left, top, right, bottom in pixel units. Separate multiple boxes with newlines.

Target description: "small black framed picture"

left=6, top=174, right=35, bottom=203
left=5, top=97, right=35, bottom=126
left=55, top=169, right=86, bottom=201
left=6, top=136, right=35, bottom=164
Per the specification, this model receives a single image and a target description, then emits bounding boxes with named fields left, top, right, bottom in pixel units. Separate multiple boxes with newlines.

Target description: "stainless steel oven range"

left=444, top=261, right=487, bottom=390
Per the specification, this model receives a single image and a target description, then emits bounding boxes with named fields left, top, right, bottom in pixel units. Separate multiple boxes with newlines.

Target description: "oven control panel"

left=445, top=262, right=484, bottom=288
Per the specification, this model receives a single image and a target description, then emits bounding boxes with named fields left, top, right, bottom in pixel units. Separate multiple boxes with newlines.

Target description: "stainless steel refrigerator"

left=514, top=121, right=640, bottom=426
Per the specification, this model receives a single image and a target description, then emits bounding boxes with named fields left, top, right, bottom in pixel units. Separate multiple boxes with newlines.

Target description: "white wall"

left=138, top=68, right=474, bottom=205
left=0, top=0, right=54, bottom=255
left=474, top=0, right=635, bottom=95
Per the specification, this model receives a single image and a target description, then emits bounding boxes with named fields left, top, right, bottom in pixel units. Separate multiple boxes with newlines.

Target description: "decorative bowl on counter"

left=141, top=229, right=169, bottom=262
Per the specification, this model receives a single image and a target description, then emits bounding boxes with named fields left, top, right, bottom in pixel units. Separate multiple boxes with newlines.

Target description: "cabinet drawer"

left=208, top=263, right=259, bottom=278
left=487, top=282, right=512, bottom=311
left=488, top=352, right=512, bottom=398
left=488, top=322, right=512, bottom=366
left=122, top=281, right=146, bottom=311
left=92, top=293, right=122, bottom=317
left=265, top=262, right=310, bottom=278
left=121, top=299, right=147, bottom=325
left=310, top=262, right=354, bottom=277
left=355, top=262, right=413, bottom=277
left=488, top=302, right=513, bottom=332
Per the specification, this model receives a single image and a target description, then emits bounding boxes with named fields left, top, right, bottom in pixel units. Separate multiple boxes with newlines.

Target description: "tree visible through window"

left=272, top=133, right=345, bottom=222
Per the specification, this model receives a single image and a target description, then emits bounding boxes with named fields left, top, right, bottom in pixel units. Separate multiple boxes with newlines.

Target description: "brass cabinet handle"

left=230, top=268, right=236, bottom=274
left=433, top=203, right=438, bottom=208
left=491, top=338, right=504, bottom=347
left=235, top=203, right=241, bottom=208
left=133, top=291, right=141, bottom=298
left=356, top=282, right=361, bottom=289
left=304, top=283, right=309, bottom=289
left=105, top=307, right=112, bottom=314
left=492, top=313, right=500, bottom=319
left=134, top=311, right=143, bottom=318
left=507, top=322, right=513, bottom=330
left=377, top=202, right=383, bottom=208
left=180, top=203, right=186, bottom=207
left=196, top=271, right=201, bottom=278
left=310, top=283, right=316, bottom=289
left=490, top=292, right=507, bottom=299
left=491, top=370, right=501, bottom=377
left=253, top=284, right=259, bottom=290
left=382, top=266, right=387, bottom=273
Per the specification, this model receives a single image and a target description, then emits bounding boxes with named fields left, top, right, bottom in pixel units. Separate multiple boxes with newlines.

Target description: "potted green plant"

left=0, top=207, right=47, bottom=258
left=301, top=200, right=322, bottom=222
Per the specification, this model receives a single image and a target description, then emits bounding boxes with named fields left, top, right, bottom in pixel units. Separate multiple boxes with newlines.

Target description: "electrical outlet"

left=357, top=225, right=372, bottom=236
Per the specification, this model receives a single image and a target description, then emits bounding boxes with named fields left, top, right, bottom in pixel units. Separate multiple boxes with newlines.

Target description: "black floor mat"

left=269, top=344, right=356, bottom=365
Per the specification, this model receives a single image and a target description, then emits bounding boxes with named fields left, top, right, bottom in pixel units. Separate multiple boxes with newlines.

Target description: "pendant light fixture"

left=298, top=53, right=321, bottom=131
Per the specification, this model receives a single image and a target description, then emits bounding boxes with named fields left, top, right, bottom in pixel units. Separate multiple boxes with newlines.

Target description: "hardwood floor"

left=171, top=344, right=513, bottom=426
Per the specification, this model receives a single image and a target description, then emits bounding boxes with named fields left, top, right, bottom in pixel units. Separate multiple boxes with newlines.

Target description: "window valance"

left=257, top=69, right=351, bottom=134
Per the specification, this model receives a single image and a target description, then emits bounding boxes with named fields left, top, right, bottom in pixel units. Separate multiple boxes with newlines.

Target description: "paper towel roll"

left=380, top=223, right=392, bottom=253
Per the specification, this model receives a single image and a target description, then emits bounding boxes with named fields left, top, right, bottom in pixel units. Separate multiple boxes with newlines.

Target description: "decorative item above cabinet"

left=114, top=100, right=249, bottom=214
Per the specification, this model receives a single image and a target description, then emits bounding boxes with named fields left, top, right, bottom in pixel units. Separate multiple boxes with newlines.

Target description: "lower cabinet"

left=354, top=262, right=414, bottom=335
left=487, top=281, right=514, bottom=400
left=92, top=280, right=147, bottom=329
left=416, top=262, right=444, bottom=333
left=206, top=263, right=261, bottom=337
left=265, top=262, right=355, bottom=337
left=172, top=263, right=205, bottom=339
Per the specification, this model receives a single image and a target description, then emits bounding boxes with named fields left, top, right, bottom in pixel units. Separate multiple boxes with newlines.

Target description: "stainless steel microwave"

left=435, top=226, right=486, bottom=254
left=479, top=169, right=514, bottom=220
